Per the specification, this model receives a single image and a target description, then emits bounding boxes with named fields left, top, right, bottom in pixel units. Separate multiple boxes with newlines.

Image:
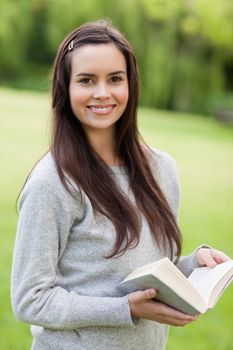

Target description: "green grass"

left=1, top=88, right=233, bottom=349
left=0, top=88, right=50, bottom=350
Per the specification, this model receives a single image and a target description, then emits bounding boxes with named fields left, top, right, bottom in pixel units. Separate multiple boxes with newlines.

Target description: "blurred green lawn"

left=0, top=88, right=232, bottom=350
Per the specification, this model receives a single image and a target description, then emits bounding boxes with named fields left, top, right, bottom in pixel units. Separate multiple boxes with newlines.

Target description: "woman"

left=11, top=20, right=230, bottom=350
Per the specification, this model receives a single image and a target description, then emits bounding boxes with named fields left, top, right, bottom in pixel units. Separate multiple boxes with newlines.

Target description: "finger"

left=160, top=314, right=197, bottom=327
left=155, top=302, right=199, bottom=322
left=170, top=313, right=199, bottom=326
left=174, top=317, right=197, bottom=327
left=133, top=288, right=157, bottom=302
left=200, top=250, right=218, bottom=268
left=174, top=313, right=198, bottom=322
left=143, top=288, right=157, bottom=300
left=211, top=250, right=231, bottom=264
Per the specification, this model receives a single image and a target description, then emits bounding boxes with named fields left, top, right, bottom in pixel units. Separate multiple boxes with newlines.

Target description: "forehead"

left=69, top=43, right=126, bottom=73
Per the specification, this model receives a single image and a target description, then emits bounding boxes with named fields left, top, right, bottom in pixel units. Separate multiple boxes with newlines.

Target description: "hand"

left=128, top=288, right=198, bottom=326
left=196, top=248, right=231, bottom=268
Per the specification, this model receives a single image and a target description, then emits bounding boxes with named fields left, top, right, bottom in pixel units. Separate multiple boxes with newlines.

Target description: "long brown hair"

left=51, top=19, right=181, bottom=259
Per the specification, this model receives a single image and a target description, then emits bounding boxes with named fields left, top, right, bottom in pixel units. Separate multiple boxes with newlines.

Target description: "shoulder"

left=146, top=147, right=178, bottom=180
left=30, top=151, right=57, bottom=178
left=145, top=146, right=180, bottom=217
left=23, top=152, right=61, bottom=193
left=20, top=152, right=79, bottom=211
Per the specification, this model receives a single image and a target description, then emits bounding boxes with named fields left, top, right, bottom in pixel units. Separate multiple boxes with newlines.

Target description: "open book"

left=118, top=257, right=233, bottom=315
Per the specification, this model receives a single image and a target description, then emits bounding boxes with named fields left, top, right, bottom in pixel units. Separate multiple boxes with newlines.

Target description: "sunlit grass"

left=0, top=88, right=232, bottom=349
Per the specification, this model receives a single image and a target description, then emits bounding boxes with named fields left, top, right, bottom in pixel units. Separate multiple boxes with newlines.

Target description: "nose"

left=93, top=83, right=111, bottom=100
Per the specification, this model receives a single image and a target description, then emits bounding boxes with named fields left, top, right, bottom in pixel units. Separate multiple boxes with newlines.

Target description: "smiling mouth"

left=87, top=104, right=116, bottom=114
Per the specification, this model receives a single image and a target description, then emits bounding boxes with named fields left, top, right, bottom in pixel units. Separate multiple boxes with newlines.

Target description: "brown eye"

left=79, top=78, right=93, bottom=84
left=111, top=76, right=122, bottom=83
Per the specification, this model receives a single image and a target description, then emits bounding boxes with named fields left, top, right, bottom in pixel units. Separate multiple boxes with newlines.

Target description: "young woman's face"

left=69, top=44, right=129, bottom=137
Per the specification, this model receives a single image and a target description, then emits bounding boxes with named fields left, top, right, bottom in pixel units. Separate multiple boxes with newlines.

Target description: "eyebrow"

left=75, top=70, right=127, bottom=77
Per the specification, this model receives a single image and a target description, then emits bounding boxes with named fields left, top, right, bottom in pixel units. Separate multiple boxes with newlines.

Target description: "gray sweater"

left=11, top=149, right=200, bottom=350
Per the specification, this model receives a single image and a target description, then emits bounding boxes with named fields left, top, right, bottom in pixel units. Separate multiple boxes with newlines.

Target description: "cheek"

left=69, top=85, right=89, bottom=108
left=117, top=85, right=129, bottom=106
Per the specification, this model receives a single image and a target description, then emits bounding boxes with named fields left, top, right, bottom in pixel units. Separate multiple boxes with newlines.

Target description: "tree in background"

left=0, top=0, right=232, bottom=116
left=138, top=0, right=233, bottom=114
left=0, top=0, right=31, bottom=79
left=25, top=0, right=52, bottom=65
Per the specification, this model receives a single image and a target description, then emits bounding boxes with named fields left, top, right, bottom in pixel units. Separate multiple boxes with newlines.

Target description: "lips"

left=87, top=104, right=116, bottom=115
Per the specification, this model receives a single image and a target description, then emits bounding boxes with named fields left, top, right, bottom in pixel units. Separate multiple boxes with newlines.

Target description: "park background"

left=0, top=0, right=233, bottom=349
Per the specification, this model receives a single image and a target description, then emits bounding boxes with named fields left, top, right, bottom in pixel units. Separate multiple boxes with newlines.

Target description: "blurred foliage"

left=0, top=0, right=233, bottom=115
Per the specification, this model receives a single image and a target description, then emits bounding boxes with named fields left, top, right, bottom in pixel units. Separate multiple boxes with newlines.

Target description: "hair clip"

left=68, top=40, right=74, bottom=51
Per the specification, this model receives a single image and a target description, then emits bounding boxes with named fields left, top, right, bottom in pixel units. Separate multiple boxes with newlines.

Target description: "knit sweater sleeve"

left=11, top=177, right=134, bottom=330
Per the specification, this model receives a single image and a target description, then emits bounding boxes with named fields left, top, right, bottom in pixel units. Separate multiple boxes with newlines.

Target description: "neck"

left=85, top=127, right=122, bottom=166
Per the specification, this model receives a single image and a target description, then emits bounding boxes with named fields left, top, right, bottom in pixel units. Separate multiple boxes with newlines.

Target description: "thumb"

left=133, top=288, right=157, bottom=302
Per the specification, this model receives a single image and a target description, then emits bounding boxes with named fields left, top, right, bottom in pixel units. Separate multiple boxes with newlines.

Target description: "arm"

left=176, top=247, right=230, bottom=277
left=157, top=152, right=230, bottom=275
left=11, top=179, right=134, bottom=330
left=154, top=151, right=200, bottom=276
left=130, top=149, right=230, bottom=324
left=127, top=150, right=197, bottom=325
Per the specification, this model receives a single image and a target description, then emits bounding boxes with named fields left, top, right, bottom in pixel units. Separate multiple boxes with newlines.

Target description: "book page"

left=188, top=260, right=233, bottom=306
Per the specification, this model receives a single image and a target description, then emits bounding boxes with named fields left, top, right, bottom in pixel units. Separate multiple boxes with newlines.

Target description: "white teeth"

left=89, top=106, right=113, bottom=111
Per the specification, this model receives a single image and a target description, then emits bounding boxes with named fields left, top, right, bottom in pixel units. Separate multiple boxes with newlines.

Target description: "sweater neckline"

left=108, top=165, right=126, bottom=175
